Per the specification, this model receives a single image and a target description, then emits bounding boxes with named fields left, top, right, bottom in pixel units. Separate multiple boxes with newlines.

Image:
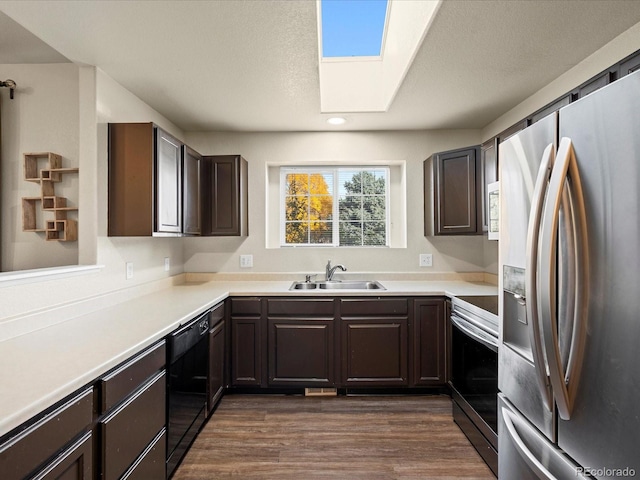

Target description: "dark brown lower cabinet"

left=228, top=296, right=448, bottom=390
left=98, top=341, right=166, bottom=480
left=100, top=371, right=166, bottom=480
left=32, top=432, right=93, bottom=480
left=208, top=315, right=225, bottom=414
left=268, top=318, right=335, bottom=386
left=231, top=317, right=263, bottom=386
left=341, top=317, right=409, bottom=386
left=0, top=388, right=94, bottom=480
left=412, top=299, right=447, bottom=386
left=230, top=298, right=264, bottom=387
left=120, top=429, right=166, bottom=480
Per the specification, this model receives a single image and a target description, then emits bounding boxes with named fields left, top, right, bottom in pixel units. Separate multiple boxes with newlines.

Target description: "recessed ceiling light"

left=327, top=117, right=346, bottom=125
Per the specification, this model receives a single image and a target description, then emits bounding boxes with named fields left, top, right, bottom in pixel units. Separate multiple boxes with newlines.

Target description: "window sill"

left=0, top=265, right=104, bottom=288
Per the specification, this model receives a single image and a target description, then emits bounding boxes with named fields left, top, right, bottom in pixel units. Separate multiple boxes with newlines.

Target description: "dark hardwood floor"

left=173, top=394, right=495, bottom=479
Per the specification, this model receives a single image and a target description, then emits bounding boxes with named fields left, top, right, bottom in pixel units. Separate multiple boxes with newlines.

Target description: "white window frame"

left=279, top=166, right=390, bottom=247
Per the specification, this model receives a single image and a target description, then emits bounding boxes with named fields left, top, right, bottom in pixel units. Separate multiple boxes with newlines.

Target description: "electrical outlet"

left=240, top=254, right=253, bottom=268
left=419, top=254, right=433, bottom=267
left=126, top=262, right=134, bottom=279
left=164, top=257, right=170, bottom=272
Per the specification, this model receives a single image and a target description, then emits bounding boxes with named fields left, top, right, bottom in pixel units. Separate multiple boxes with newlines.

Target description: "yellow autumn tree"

left=285, top=173, right=333, bottom=243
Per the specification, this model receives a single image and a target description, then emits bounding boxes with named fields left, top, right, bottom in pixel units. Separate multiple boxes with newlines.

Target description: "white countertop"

left=0, top=279, right=496, bottom=438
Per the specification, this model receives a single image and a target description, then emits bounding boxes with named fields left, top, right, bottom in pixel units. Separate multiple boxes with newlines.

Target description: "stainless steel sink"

left=289, top=280, right=386, bottom=290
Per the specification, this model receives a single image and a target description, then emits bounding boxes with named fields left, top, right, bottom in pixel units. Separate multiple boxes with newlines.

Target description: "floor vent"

left=304, top=387, right=337, bottom=397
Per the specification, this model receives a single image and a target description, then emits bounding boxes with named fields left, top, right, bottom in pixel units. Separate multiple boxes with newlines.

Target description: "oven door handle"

left=451, top=314, right=498, bottom=352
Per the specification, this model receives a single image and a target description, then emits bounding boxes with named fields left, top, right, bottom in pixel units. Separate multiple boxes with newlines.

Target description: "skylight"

left=317, top=0, right=442, bottom=113
left=321, top=0, right=389, bottom=58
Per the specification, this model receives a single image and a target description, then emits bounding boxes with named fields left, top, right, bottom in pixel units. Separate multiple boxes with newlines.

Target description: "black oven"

left=167, top=310, right=209, bottom=478
left=449, top=296, right=498, bottom=477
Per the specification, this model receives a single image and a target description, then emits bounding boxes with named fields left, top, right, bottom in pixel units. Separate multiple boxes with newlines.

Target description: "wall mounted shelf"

left=21, top=152, right=78, bottom=242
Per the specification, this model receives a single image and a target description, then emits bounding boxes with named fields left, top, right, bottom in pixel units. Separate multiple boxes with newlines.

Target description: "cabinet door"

left=208, top=319, right=225, bottom=413
left=108, top=122, right=154, bottom=236
left=480, top=139, right=497, bottom=233
left=182, top=146, right=201, bottom=235
left=155, top=128, right=182, bottom=234
left=432, top=146, right=480, bottom=235
left=32, top=432, right=93, bottom=480
left=574, top=70, right=613, bottom=100
left=341, top=318, right=408, bottom=386
left=412, top=299, right=446, bottom=386
left=268, top=318, right=335, bottom=386
left=619, top=50, right=640, bottom=77
left=529, top=94, right=570, bottom=124
left=231, top=317, right=262, bottom=386
left=202, top=155, right=248, bottom=236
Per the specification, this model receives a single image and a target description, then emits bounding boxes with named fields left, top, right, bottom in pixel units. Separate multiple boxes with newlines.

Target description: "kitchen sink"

left=289, top=280, right=386, bottom=290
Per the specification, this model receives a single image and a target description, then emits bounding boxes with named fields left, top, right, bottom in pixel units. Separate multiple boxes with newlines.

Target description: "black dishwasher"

left=166, top=310, right=209, bottom=478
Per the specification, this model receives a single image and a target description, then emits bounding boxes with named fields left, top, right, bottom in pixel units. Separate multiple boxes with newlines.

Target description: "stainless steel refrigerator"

left=498, top=70, right=640, bottom=479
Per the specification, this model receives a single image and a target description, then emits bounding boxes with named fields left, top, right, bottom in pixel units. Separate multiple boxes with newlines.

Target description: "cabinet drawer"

left=100, top=341, right=166, bottom=412
left=268, top=298, right=334, bottom=316
left=0, top=387, right=93, bottom=480
left=121, top=429, right=166, bottom=480
left=340, top=298, right=408, bottom=316
left=230, top=298, right=261, bottom=315
left=210, top=302, right=225, bottom=326
left=101, top=371, right=166, bottom=480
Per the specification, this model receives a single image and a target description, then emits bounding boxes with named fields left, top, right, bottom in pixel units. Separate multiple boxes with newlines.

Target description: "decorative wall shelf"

left=21, top=152, right=78, bottom=242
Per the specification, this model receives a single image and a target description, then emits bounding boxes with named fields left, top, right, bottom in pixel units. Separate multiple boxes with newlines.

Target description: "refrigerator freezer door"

left=556, top=67, right=640, bottom=476
left=499, top=114, right=556, bottom=441
left=498, top=394, right=587, bottom=480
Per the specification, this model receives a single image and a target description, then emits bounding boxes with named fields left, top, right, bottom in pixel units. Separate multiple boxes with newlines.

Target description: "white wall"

left=1, top=64, right=80, bottom=271
left=184, top=130, right=488, bottom=275
left=0, top=68, right=187, bottom=320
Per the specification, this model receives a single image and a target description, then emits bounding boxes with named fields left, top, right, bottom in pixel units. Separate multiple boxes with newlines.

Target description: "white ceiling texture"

left=2, top=0, right=640, bottom=132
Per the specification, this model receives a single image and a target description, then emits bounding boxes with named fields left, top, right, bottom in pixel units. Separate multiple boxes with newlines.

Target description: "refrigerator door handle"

left=538, top=137, right=589, bottom=420
left=525, top=143, right=555, bottom=412
left=501, top=406, right=558, bottom=480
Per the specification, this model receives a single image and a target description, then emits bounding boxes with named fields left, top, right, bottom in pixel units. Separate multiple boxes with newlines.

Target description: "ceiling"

left=2, top=0, right=640, bottom=132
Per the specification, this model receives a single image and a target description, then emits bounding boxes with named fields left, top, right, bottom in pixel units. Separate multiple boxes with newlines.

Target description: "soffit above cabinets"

left=2, top=1, right=640, bottom=131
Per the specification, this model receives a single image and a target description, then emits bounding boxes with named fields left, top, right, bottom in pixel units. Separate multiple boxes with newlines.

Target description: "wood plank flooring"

left=173, top=394, right=495, bottom=479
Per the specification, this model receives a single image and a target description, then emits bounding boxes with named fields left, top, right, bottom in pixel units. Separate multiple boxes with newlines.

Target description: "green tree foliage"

left=339, top=171, right=386, bottom=246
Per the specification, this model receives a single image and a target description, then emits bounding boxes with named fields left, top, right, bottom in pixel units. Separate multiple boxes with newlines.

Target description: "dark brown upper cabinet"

left=619, top=50, right=640, bottom=77
left=108, top=123, right=183, bottom=236
left=182, top=145, right=202, bottom=236
left=202, top=155, right=248, bottom=236
left=479, top=138, right=497, bottom=233
left=478, top=120, right=528, bottom=233
left=573, top=69, right=615, bottom=100
left=428, top=145, right=481, bottom=236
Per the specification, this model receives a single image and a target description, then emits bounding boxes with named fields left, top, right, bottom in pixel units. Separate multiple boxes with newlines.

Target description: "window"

left=320, top=0, right=389, bottom=58
left=280, top=167, right=389, bottom=247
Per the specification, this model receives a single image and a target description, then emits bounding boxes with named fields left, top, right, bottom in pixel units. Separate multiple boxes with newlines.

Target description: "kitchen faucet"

left=325, top=260, right=347, bottom=281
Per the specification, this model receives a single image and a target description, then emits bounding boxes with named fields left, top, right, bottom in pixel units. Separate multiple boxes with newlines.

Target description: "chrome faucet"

left=325, top=260, right=347, bottom=281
